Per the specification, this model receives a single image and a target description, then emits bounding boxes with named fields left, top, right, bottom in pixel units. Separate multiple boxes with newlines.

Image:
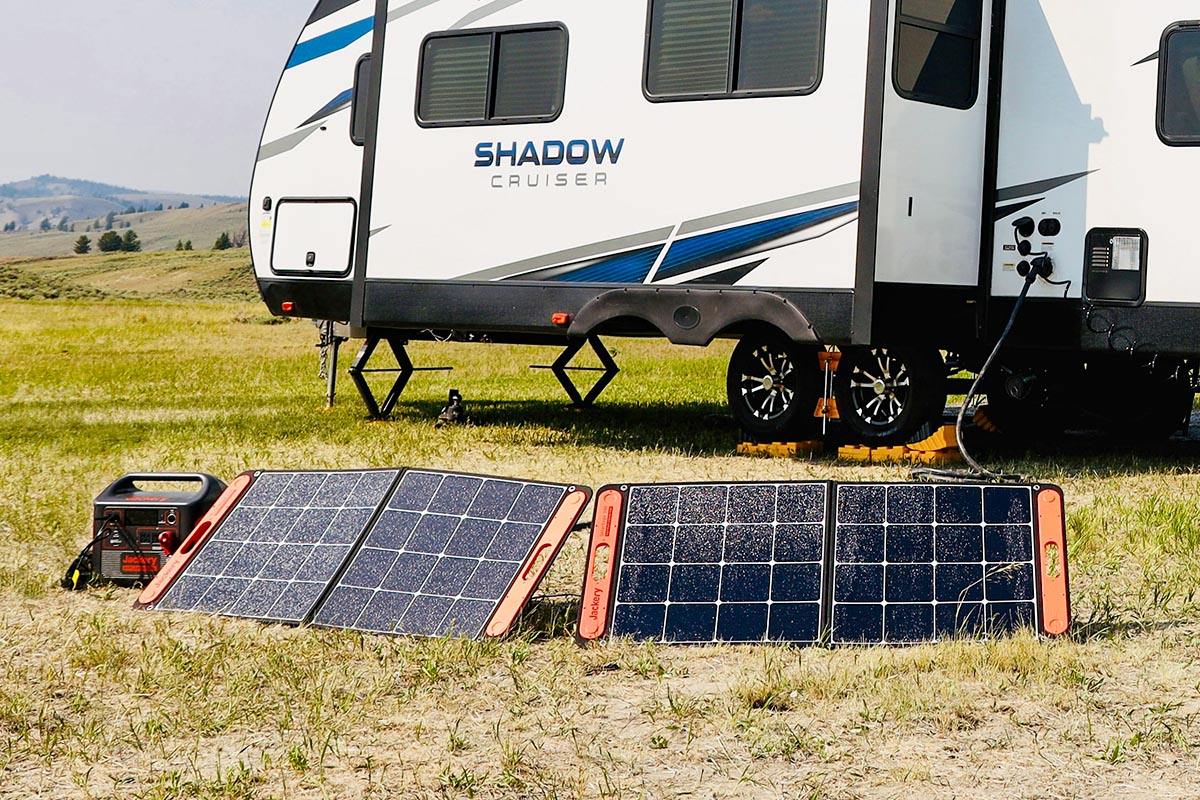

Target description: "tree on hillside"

left=184, top=240, right=193, bottom=251
left=230, top=230, right=247, bottom=248
left=175, top=239, right=184, bottom=251
left=2, top=222, right=14, bottom=233
left=97, top=231, right=123, bottom=252
left=74, top=235, right=91, bottom=255
left=57, top=216, right=69, bottom=232
left=104, top=211, right=115, bottom=231
left=39, top=218, right=51, bottom=232
left=213, top=231, right=232, bottom=250
left=179, top=202, right=190, bottom=209
left=121, top=230, right=141, bottom=252
left=155, top=203, right=164, bottom=212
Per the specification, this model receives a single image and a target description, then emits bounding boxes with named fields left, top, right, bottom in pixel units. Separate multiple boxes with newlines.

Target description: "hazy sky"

left=0, top=1, right=314, bottom=197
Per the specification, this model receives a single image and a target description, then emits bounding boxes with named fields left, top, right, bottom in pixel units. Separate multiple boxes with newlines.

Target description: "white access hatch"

left=270, top=199, right=357, bottom=276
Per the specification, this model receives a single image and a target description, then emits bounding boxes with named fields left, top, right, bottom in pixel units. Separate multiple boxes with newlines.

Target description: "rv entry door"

left=869, top=0, right=993, bottom=298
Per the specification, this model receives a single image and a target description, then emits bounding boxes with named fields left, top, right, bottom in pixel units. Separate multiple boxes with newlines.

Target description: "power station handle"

left=104, top=473, right=224, bottom=500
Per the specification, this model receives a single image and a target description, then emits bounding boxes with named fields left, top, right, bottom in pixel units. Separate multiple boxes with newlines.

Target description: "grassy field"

left=1, top=254, right=1199, bottom=799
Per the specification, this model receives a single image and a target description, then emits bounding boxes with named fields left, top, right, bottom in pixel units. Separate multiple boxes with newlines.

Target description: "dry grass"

left=1, top=255, right=1199, bottom=798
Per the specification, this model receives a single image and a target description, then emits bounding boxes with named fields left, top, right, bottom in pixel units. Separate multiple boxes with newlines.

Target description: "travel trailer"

left=251, top=0, right=1200, bottom=443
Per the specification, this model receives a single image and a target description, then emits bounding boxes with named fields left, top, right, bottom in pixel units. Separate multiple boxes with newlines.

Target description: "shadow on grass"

left=386, top=397, right=741, bottom=455
left=513, top=596, right=581, bottom=642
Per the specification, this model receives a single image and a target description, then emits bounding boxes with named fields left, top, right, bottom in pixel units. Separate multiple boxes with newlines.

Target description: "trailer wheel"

left=833, top=346, right=946, bottom=445
left=726, top=332, right=820, bottom=441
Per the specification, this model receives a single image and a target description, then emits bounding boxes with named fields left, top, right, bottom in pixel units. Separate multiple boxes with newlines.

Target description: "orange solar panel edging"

left=1036, top=487, right=1070, bottom=636
left=484, top=487, right=591, bottom=638
left=577, top=487, right=624, bottom=642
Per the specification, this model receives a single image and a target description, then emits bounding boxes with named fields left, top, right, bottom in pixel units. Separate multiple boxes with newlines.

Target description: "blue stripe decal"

left=299, top=88, right=354, bottom=127
left=549, top=246, right=664, bottom=284
left=655, top=202, right=859, bottom=281
left=286, top=17, right=374, bottom=70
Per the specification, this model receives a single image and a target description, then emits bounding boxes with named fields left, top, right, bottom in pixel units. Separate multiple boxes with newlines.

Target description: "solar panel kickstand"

left=531, top=334, right=619, bottom=407
left=347, top=335, right=451, bottom=419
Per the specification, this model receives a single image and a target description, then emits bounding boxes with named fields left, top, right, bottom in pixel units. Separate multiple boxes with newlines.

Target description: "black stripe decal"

left=993, top=198, right=1044, bottom=221
left=682, top=259, right=768, bottom=286
left=996, top=170, right=1093, bottom=202
left=308, top=0, right=362, bottom=24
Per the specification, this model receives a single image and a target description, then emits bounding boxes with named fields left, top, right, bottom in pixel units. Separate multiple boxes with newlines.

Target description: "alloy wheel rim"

left=739, top=344, right=795, bottom=421
left=848, top=348, right=911, bottom=425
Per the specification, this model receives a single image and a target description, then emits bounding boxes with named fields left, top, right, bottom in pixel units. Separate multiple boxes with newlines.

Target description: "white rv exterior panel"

left=364, top=1, right=871, bottom=291
left=992, top=0, right=1200, bottom=303
left=249, top=0, right=374, bottom=283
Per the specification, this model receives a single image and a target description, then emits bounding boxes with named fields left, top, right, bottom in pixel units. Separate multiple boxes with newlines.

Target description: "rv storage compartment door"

left=271, top=199, right=357, bottom=276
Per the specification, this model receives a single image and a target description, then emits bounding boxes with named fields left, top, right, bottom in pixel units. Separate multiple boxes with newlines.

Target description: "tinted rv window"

left=1158, top=25, right=1200, bottom=145
left=893, top=0, right=982, bottom=109
left=645, top=0, right=826, bottom=100
left=419, top=35, right=491, bottom=123
left=417, top=26, right=567, bottom=126
left=493, top=29, right=568, bottom=119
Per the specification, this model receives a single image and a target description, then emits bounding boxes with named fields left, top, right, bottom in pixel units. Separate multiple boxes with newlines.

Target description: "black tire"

left=726, top=332, right=821, bottom=441
left=833, top=346, right=946, bottom=446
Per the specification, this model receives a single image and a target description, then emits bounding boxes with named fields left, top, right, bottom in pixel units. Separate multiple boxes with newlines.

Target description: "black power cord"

left=913, top=264, right=1046, bottom=483
left=61, top=512, right=154, bottom=590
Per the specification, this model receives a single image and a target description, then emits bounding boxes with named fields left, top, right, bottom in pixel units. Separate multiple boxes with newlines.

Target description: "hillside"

left=0, top=203, right=249, bottom=258
left=0, top=250, right=260, bottom=303
left=0, top=174, right=244, bottom=231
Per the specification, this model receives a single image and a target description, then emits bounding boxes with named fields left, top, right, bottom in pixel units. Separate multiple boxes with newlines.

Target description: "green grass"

left=1, top=254, right=1199, bottom=797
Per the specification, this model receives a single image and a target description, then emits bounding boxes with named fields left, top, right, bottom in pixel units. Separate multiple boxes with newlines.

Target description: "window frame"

left=891, top=0, right=983, bottom=110
left=414, top=22, right=569, bottom=128
left=1156, top=21, right=1200, bottom=147
left=642, top=0, right=828, bottom=103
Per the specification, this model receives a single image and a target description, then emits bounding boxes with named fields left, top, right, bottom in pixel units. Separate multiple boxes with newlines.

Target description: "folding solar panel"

left=136, top=469, right=590, bottom=640
left=829, top=483, right=1068, bottom=645
left=311, top=470, right=589, bottom=638
left=578, top=481, right=1069, bottom=646
left=579, top=482, right=831, bottom=645
left=137, top=470, right=400, bottom=623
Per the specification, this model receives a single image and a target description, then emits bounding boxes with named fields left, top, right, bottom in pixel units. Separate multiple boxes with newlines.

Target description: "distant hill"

left=0, top=203, right=250, bottom=258
left=0, top=174, right=245, bottom=231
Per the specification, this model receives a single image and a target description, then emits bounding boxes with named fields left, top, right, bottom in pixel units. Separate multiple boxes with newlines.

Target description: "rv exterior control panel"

left=250, top=0, right=1199, bottom=444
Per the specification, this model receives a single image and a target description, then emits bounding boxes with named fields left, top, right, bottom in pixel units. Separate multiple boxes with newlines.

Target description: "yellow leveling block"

left=736, top=440, right=825, bottom=458
left=837, top=425, right=963, bottom=465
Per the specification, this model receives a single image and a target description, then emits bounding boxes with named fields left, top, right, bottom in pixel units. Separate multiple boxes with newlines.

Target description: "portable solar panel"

left=579, top=482, right=831, bottom=645
left=829, top=483, right=1069, bottom=645
left=136, top=469, right=591, bottom=640
left=311, top=470, right=589, bottom=638
left=579, top=481, right=1069, bottom=646
left=137, top=470, right=400, bottom=623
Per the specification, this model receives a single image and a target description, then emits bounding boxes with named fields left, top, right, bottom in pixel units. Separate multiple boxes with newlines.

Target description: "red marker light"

left=281, top=301, right=295, bottom=313
left=551, top=312, right=570, bottom=326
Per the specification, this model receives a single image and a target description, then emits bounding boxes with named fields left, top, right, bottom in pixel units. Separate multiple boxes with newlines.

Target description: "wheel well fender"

left=568, top=288, right=820, bottom=346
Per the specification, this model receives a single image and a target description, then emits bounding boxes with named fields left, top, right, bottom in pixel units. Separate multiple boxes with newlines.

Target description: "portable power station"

left=88, top=473, right=226, bottom=586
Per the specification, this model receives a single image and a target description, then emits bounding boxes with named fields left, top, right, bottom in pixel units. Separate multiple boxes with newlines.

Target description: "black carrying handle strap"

left=105, top=473, right=220, bottom=499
